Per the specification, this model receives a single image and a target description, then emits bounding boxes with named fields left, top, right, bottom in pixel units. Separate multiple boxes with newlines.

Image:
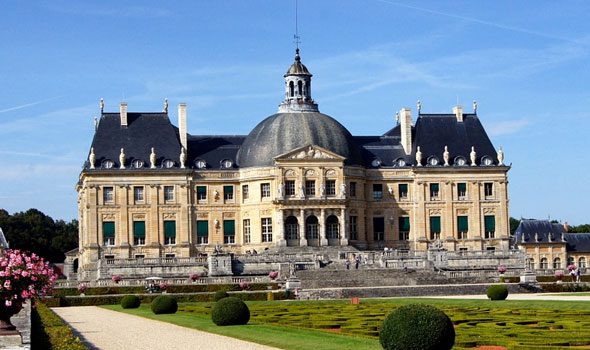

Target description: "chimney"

left=400, top=108, right=412, bottom=155
left=178, top=103, right=187, bottom=150
left=453, top=105, right=464, bottom=122
left=120, top=102, right=128, bottom=126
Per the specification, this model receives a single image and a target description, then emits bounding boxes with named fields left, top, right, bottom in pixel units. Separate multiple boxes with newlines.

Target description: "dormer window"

left=427, top=156, right=439, bottom=166
left=221, top=159, right=233, bottom=169
left=102, top=160, right=114, bottom=169
left=454, top=156, right=467, bottom=166
left=371, top=159, right=382, bottom=167
left=131, top=159, right=144, bottom=169
left=395, top=158, right=406, bottom=167
left=162, top=159, right=175, bottom=168
left=481, top=156, right=493, bottom=166
left=195, top=159, right=207, bottom=169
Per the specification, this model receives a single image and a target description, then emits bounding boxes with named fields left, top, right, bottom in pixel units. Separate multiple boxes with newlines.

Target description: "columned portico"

left=340, top=208, right=348, bottom=246
left=299, top=209, right=307, bottom=246
left=319, top=208, right=328, bottom=246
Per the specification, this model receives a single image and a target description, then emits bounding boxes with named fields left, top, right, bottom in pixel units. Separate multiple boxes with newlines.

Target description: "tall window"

left=289, top=81, right=294, bottom=97
left=326, top=180, right=336, bottom=196
left=398, top=184, right=408, bottom=200
left=326, top=215, right=339, bottom=239
left=133, top=186, right=144, bottom=203
left=285, top=216, right=298, bottom=240
left=349, top=216, right=358, bottom=240
left=243, top=219, right=251, bottom=244
left=430, top=183, right=440, bottom=200
left=484, top=182, right=494, bottom=198
left=133, top=221, right=146, bottom=246
left=349, top=182, right=357, bottom=197
left=430, top=216, right=441, bottom=240
left=223, top=220, right=235, bottom=244
left=242, top=185, right=249, bottom=200
left=102, top=221, right=115, bottom=246
left=297, top=80, right=303, bottom=95
left=164, top=220, right=176, bottom=245
left=103, top=187, right=114, bottom=203
left=223, top=185, right=234, bottom=201
left=457, top=183, right=467, bottom=200
left=457, top=216, right=468, bottom=239
left=197, top=186, right=207, bottom=200
left=580, top=257, right=587, bottom=268
left=484, top=215, right=495, bottom=239
left=164, top=186, right=174, bottom=202
left=261, top=183, right=271, bottom=198
left=373, top=184, right=383, bottom=200
left=305, top=180, right=315, bottom=196
left=540, top=257, right=548, bottom=269
left=373, top=217, right=384, bottom=241
left=261, top=218, right=273, bottom=242
left=285, top=180, right=296, bottom=196
left=399, top=217, right=410, bottom=241
left=197, top=220, right=208, bottom=245
left=553, top=257, right=561, bottom=269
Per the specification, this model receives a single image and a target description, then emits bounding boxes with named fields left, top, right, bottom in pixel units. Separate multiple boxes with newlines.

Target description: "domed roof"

left=236, top=112, right=364, bottom=168
left=285, top=49, right=311, bottom=76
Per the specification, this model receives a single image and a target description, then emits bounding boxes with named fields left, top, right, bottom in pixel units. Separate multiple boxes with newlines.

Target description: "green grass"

left=105, top=298, right=590, bottom=349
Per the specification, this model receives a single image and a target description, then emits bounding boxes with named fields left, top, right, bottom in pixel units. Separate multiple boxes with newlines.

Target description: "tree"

left=509, top=217, right=520, bottom=236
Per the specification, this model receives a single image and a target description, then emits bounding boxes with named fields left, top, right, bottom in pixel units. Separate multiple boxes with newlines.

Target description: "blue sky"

left=0, top=1, right=589, bottom=224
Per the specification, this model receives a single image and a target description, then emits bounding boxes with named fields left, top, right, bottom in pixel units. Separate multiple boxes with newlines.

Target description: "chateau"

left=73, top=49, right=512, bottom=280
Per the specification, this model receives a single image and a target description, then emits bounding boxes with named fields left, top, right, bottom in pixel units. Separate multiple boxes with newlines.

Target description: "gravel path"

left=52, top=306, right=281, bottom=350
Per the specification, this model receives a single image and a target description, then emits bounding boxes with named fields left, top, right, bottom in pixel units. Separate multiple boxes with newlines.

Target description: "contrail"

left=373, top=0, right=581, bottom=44
left=0, top=95, right=66, bottom=114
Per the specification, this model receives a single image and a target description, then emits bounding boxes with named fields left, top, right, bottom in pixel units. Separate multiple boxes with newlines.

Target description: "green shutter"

left=399, top=217, right=410, bottom=231
left=223, top=185, right=233, bottom=194
left=458, top=183, right=466, bottom=192
left=399, top=184, right=408, bottom=195
left=457, top=216, right=469, bottom=231
left=133, top=221, right=145, bottom=237
left=103, top=222, right=115, bottom=237
left=223, top=220, right=235, bottom=236
left=164, top=221, right=176, bottom=238
left=430, top=216, right=441, bottom=233
left=430, top=183, right=439, bottom=192
left=485, top=215, right=496, bottom=232
left=197, top=221, right=208, bottom=237
left=197, top=186, right=206, bottom=194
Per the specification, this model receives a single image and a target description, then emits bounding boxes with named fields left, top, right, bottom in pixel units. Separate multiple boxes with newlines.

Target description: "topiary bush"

left=211, top=297, right=250, bottom=326
left=214, top=290, right=230, bottom=301
left=379, top=304, right=455, bottom=350
left=487, top=284, right=509, bottom=301
left=120, top=295, right=141, bottom=309
left=151, top=295, right=178, bottom=314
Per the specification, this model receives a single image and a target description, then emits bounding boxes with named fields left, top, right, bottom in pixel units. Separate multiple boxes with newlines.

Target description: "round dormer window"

left=102, top=160, right=114, bottom=169
left=131, top=159, right=144, bottom=169
left=395, top=158, right=406, bottom=167
left=454, top=156, right=467, bottom=166
left=371, top=159, right=381, bottom=167
left=221, top=159, right=233, bottom=169
left=195, top=159, right=207, bottom=169
left=163, top=159, right=175, bottom=168
left=427, top=156, right=439, bottom=166
left=481, top=156, right=493, bottom=166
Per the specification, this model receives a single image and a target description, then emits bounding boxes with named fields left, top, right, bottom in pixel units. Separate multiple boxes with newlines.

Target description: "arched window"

left=305, top=216, right=319, bottom=240
left=540, top=258, right=548, bottom=269
left=326, top=215, right=339, bottom=239
left=553, top=257, right=561, bottom=269
left=579, top=257, right=587, bottom=268
left=297, top=80, right=303, bottom=96
left=285, top=216, right=298, bottom=240
left=289, top=81, right=295, bottom=97
left=567, top=256, right=575, bottom=266
left=526, top=258, right=535, bottom=270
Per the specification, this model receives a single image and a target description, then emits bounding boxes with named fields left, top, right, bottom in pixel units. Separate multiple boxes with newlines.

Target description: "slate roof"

left=513, top=219, right=567, bottom=244
left=564, top=233, right=590, bottom=252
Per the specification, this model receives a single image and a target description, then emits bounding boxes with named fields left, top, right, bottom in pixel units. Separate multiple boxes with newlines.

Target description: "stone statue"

left=319, top=183, right=325, bottom=197
left=150, top=147, right=157, bottom=168
left=443, top=146, right=450, bottom=166
left=180, top=147, right=186, bottom=169
left=89, top=147, right=95, bottom=169
left=470, top=146, right=477, bottom=166
left=299, top=184, right=305, bottom=199
left=497, top=146, right=504, bottom=165
left=417, top=98, right=421, bottom=113
left=387, top=185, right=394, bottom=195
left=163, top=98, right=169, bottom=113
left=339, top=183, right=347, bottom=198
left=415, top=146, right=422, bottom=166
left=94, top=117, right=99, bottom=131
left=473, top=99, right=477, bottom=113
left=100, top=98, right=104, bottom=113
left=278, top=182, right=284, bottom=198
left=119, top=148, right=126, bottom=169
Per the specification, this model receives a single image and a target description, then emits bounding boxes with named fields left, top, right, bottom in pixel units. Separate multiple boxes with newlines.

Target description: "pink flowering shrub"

left=77, top=283, right=87, bottom=294
left=555, top=270, right=564, bottom=280
left=0, top=249, right=57, bottom=308
left=111, top=275, right=122, bottom=283
left=497, top=265, right=507, bottom=274
left=567, top=264, right=577, bottom=272
left=189, top=273, right=201, bottom=282
left=268, top=270, right=279, bottom=280
left=159, top=282, right=169, bottom=291
left=239, top=281, right=250, bottom=290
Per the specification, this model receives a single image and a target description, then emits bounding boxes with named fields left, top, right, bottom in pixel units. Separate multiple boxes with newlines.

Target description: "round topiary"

left=379, top=304, right=455, bottom=350
left=213, top=290, right=230, bottom=302
left=151, top=295, right=178, bottom=314
left=120, top=295, right=141, bottom=309
left=211, top=297, right=250, bottom=326
left=487, top=284, right=509, bottom=301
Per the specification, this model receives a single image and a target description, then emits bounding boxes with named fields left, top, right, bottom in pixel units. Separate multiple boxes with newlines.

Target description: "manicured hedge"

left=487, top=285, right=509, bottom=300
left=211, top=297, right=250, bottom=326
left=214, top=291, right=230, bottom=301
left=121, top=295, right=141, bottom=309
left=31, top=303, right=88, bottom=350
left=541, top=283, right=590, bottom=293
left=151, top=296, right=178, bottom=314
left=51, top=283, right=277, bottom=297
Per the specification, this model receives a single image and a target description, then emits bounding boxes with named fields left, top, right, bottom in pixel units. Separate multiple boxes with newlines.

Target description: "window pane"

left=164, top=221, right=176, bottom=237
left=133, top=221, right=145, bottom=237
left=430, top=216, right=441, bottom=233
left=457, top=216, right=468, bottom=231
left=103, top=222, right=115, bottom=237
left=223, top=220, right=235, bottom=236
left=399, top=217, right=410, bottom=231
left=197, top=220, right=209, bottom=236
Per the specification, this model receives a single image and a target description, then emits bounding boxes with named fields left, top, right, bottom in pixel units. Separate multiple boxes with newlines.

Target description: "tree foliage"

left=0, top=208, right=78, bottom=263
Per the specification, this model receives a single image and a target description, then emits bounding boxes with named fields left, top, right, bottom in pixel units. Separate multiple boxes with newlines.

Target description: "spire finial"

left=417, top=98, right=421, bottom=113
left=293, top=0, right=301, bottom=50
left=473, top=99, right=477, bottom=113
left=100, top=98, right=104, bottom=113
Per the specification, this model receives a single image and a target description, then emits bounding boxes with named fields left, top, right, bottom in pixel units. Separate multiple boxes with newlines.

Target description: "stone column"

left=277, top=209, right=287, bottom=247
left=119, top=185, right=129, bottom=246
left=149, top=185, right=161, bottom=251
left=319, top=208, right=328, bottom=246
left=340, top=208, right=348, bottom=246
left=299, top=209, right=307, bottom=246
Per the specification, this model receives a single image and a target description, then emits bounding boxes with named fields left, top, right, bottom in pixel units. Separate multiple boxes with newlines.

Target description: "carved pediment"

left=275, top=145, right=346, bottom=162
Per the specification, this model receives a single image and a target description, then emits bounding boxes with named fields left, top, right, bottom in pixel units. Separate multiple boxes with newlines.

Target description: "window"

left=398, top=184, right=408, bottom=200
left=306, top=216, right=319, bottom=239
left=285, top=180, right=295, bottom=196
left=567, top=256, right=575, bottom=266
left=373, top=184, right=383, bottom=200
left=223, top=185, right=234, bottom=201
left=197, top=220, right=208, bottom=245
left=164, top=186, right=174, bottom=202
left=197, top=186, right=207, bottom=200
left=326, top=215, right=339, bottom=239
left=289, top=81, right=294, bottom=97
left=484, top=215, right=495, bottom=239
left=133, top=186, right=144, bottom=203
left=373, top=217, right=384, bottom=241
left=484, top=182, right=494, bottom=198
left=103, top=187, right=114, bottom=203
left=102, top=221, right=115, bottom=246
left=540, top=257, right=548, bottom=269
left=579, top=257, right=587, bottom=268
left=243, top=219, right=251, bottom=243
left=135, top=254, right=145, bottom=259
left=104, top=254, right=115, bottom=264
left=326, top=180, right=336, bottom=196
left=553, top=257, right=561, bottom=270
left=430, top=183, right=440, bottom=200
left=349, top=182, right=357, bottom=197
left=526, top=258, right=535, bottom=270
left=285, top=216, right=298, bottom=240
left=164, top=220, right=176, bottom=245
left=399, top=217, right=410, bottom=241
left=457, top=183, right=467, bottom=200
left=305, top=180, right=315, bottom=196
left=486, top=246, right=496, bottom=251
left=349, top=216, right=358, bottom=240
left=430, top=216, right=441, bottom=240
left=242, top=185, right=249, bottom=200
left=297, top=80, right=303, bottom=95
left=164, top=253, right=175, bottom=259
left=457, top=216, right=468, bottom=239
left=133, top=221, right=146, bottom=246
left=223, top=220, right=235, bottom=244
left=131, top=159, right=144, bottom=169
left=261, top=218, right=273, bottom=242
left=261, top=183, right=271, bottom=198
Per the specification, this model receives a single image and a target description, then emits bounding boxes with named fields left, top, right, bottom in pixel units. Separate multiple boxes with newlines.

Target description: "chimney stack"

left=400, top=108, right=412, bottom=155
left=178, top=103, right=187, bottom=150
left=120, top=102, right=128, bottom=126
left=453, top=105, right=464, bottom=122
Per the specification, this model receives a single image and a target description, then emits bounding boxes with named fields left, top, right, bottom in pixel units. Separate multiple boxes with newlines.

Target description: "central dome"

left=236, top=112, right=364, bottom=168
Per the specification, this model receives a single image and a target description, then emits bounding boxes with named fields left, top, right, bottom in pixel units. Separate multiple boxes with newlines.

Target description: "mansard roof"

left=514, top=219, right=566, bottom=244
left=564, top=233, right=590, bottom=252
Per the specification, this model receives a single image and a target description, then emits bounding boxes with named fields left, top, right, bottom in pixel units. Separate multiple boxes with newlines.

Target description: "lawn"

left=105, top=298, right=590, bottom=349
